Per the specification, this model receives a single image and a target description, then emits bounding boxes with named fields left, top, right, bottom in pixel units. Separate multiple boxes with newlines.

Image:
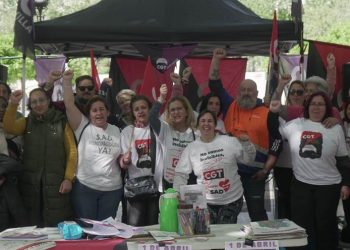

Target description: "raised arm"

left=209, top=48, right=226, bottom=80
left=170, top=72, right=183, bottom=97
left=271, top=74, right=291, bottom=120
left=62, top=69, right=83, bottom=131
left=208, top=48, right=233, bottom=117
left=43, top=70, right=62, bottom=92
left=3, top=90, right=26, bottom=135
left=149, top=84, right=167, bottom=135
left=326, top=53, right=336, bottom=98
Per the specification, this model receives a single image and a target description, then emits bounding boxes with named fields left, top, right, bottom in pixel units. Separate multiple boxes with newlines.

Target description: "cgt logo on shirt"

left=299, top=131, right=323, bottom=159
left=203, top=168, right=224, bottom=180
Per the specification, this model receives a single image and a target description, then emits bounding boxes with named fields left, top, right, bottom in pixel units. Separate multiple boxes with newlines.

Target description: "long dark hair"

left=303, top=91, right=332, bottom=121
left=199, top=92, right=222, bottom=116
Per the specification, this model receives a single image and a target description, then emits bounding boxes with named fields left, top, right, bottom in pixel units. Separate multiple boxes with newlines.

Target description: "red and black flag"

left=307, top=40, right=350, bottom=107
left=138, top=57, right=175, bottom=102
left=14, top=0, right=35, bottom=59
left=185, top=57, right=247, bottom=97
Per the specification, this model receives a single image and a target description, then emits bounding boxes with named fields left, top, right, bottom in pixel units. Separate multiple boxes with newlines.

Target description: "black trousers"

left=274, top=167, right=293, bottom=220
left=289, top=178, right=340, bottom=250
left=126, top=193, right=160, bottom=226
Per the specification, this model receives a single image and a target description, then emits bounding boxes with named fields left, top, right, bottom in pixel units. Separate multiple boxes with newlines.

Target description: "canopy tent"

left=33, top=0, right=301, bottom=58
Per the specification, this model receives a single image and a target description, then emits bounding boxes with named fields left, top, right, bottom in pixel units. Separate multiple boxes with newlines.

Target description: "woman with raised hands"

left=119, top=94, right=163, bottom=226
left=3, top=88, right=76, bottom=226
left=149, top=83, right=197, bottom=190
left=62, top=69, right=123, bottom=221
left=173, top=110, right=255, bottom=224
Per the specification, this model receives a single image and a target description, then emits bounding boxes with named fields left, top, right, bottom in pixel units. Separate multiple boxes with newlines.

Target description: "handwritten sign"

left=138, top=244, right=192, bottom=250
left=225, top=240, right=279, bottom=250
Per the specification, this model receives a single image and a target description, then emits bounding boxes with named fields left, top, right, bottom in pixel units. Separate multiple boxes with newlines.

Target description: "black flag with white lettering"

left=13, top=0, right=35, bottom=59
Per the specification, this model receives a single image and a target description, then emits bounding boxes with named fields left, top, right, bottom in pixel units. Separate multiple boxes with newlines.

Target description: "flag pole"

left=21, top=54, right=26, bottom=114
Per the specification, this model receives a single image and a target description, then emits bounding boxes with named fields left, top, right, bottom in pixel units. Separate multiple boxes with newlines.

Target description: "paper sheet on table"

left=80, top=218, right=121, bottom=236
left=149, top=230, right=179, bottom=242
left=80, top=217, right=135, bottom=238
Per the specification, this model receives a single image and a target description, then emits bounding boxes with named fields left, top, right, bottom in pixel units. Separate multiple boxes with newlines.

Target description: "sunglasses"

left=78, top=86, right=94, bottom=92
left=289, top=89, right=304, bottom=96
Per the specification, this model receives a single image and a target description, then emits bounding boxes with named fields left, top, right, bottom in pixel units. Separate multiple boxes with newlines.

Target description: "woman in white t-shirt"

left=199, top=92, right=226, bottom=133
left=149, top=84, right=197, bottom=190
left=269, top=91, right=350, bottom=250
left=63, top=70, right=123, bottom=221
left=341, top=101, right=350, bottom=243
left=173, top=110, right=256, bottom=224
left=119, top=95, right=163, bottom=226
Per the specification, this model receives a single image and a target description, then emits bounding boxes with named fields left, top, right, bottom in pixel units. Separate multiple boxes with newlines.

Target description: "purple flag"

left=34, top=57, right=66, bottom=85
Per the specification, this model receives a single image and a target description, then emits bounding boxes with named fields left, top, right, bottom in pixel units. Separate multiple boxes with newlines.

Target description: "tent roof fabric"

left=34, top=0, right=300, bottom=57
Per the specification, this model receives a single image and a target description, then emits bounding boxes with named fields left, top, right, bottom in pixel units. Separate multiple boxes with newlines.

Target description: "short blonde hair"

left=165, top=96, right=196, bottom=129
left=116, top=89, right=136, bottom=105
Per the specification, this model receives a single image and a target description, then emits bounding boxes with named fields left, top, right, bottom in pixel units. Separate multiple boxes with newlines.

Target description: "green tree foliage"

left=0, top=35, right=35, bottom=83
left=2, top=0, right=350, bottom=80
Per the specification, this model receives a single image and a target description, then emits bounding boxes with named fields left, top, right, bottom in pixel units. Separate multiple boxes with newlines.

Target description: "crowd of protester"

left=0, top=48, right=349, bottom=250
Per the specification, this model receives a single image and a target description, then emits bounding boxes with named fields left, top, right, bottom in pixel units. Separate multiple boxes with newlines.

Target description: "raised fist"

left=158, top=84, right=168, bottom=103
left=62, top=69, right=74, bottom=82
left=182, top=67, right=192, bottom=83
left=279, top=74, right=292, bottom=87
left=170, top=73, right=181, bottom=85
left=9, top=90, right=23, bottom=105
left=48, top=70, right=63, bottom=83
left=213, top=48, right=227, bottom=59
left=327, top=53, right=335, bottom=68
left=270, top=100, right=281, bottom=113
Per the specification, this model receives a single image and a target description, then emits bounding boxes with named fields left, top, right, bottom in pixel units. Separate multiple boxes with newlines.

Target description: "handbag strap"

left=191, top=128, right=196, bottom=141
left=149, top=126, right=156, bottom=174
left=77, top=122, right=90, bottom=144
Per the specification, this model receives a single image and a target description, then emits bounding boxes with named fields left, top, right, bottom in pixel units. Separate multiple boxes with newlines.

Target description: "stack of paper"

left=245, top=219, right=307, bottom=240
left=0, top=226, right=48, bottom=241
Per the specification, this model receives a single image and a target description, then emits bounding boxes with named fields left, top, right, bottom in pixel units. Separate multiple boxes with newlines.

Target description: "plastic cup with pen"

left=177, top=203, right=195, bottom=236
left=194, top=207, right=210, bottom=235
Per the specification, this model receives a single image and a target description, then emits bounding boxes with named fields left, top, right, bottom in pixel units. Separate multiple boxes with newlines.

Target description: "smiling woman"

left=3, top=88, right=77, bottom=227
left=173, top=110, right=256, bottom=224
left=119, top=94, right=163, bottom=226
left=269, top=94, right=350, bottom=250
left=62, top=69, right=123, bottom=221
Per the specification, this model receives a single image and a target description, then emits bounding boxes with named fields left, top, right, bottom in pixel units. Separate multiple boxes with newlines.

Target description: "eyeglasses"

left=289, top=89, right=304, bottom=96
left=30, top=98, right=47, bottom=107
left=78, top=86, right=94, bottom=92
